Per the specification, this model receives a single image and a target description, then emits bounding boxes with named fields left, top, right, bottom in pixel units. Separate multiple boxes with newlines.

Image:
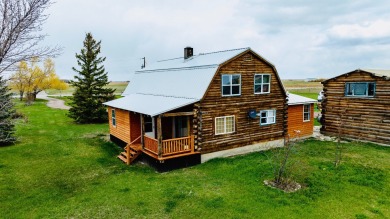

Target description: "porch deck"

left=143, top=135, right=199, bottom=161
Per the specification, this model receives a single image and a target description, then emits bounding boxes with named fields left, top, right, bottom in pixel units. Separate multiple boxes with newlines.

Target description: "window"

left=111, top=109, right=116, bottom=127
left=215, top=116, right=235, bottom=135
left=222, top=74, right=241, bottom=96
left=303, top=104, right=310, bottom=122
left=254, top=74, right=271, bottom=94
left=345, top=82, right=375, bottom=97
left=260, top=110, right=276, bottom=125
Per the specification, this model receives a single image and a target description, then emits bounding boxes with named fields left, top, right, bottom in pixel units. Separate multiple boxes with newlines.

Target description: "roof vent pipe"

left=184, top=47, right=193, bottom=59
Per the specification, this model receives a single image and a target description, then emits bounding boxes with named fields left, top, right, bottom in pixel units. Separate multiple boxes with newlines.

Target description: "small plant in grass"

left=264, top=130, right=303, bottom=192
left=334, top=110, right=346, bottom=167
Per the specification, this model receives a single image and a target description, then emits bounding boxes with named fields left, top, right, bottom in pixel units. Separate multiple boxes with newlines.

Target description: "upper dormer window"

left=254, top=74, right=271, bottom=94
left=222, top=74, right=241, bottom=96
left=345, top=82, right=375, bottom=97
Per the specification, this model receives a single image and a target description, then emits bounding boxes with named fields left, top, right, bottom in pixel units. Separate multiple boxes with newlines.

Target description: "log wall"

left=108, top=107, right=131, bottom=144
left=321, top=71, right=390, bottom=145
left=287, top=104, right=314, bottom=138
left=198, top=51, right=287, bottom=154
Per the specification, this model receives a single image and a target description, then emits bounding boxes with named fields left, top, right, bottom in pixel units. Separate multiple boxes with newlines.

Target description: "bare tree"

left=0, top=0, right=61, bottom=74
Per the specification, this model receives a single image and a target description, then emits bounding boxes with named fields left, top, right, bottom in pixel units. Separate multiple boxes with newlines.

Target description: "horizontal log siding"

left=287, top=104, right=314, bottom=138
left=200, top=52, right=287, bottom=154
left=321, top=71, right=390, bottom=145
left=108, top=107, right=131, bottom=144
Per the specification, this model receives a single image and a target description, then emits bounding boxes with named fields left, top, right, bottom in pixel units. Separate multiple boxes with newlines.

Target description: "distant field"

left=280, top=79, right=325, bottom=99
left=282, top=80, right=323, bottom=94
left=45, top=81, right=129, bottom=96
left=15, top=80, right=321, bottom=97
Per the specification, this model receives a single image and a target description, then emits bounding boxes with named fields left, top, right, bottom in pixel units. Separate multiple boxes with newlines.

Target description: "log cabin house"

left=321, top=69, right=390, bottom=146
left=104, top=47, right=315, bottom=168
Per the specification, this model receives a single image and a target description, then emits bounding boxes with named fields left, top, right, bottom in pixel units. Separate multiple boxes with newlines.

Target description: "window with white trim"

left=254, top=74, right=271, bottom=94
left=303, top=104, right=310, bottom=122
left=260, top=110, right=276, bottom=125
left=222, top=74, right=241, bottom=96
left=111, top=109, right=116, bottom=127
left=345, top=82, right=375, bottom=97
left=215, top=116, right=235, bottom=135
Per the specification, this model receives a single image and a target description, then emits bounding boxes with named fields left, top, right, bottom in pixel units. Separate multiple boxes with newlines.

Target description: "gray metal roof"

left=105, top=47, right=283, bottom=116
left=104, top=93, right=198, bottom=117
left=122, top=65, right=218, bottom=99
left=136, top=47, right=249, bottom=73
left=287, top=93, right=316, bottom=105
left=122, top=48, right=249, bottom=97
left=361, top=69, right=390, bottom=77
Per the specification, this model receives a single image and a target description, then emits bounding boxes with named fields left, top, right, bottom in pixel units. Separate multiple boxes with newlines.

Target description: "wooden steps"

left=117, top=143, right=142, bottom=165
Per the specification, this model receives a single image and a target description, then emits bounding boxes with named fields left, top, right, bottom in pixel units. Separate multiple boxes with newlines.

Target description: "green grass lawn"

left=1, top=100, right=389, bottom=218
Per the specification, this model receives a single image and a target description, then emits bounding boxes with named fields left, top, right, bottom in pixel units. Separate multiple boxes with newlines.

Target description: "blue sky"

left=41, top=0, right=390, bottom=81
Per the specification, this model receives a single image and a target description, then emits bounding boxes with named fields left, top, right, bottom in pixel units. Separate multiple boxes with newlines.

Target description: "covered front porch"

left=104, top=93, right=201, bottom=164
left=141, top=110, right=198, bottom=160
left=121, top=110, right=199, bottom=164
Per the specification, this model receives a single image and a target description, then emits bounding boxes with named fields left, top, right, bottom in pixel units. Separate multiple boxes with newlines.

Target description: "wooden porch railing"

left=144, top=135, right=158, bottom=155
left=143, top=135, right=195, bottom=158
left=162, top=135, right=194, bottom=156
left=125, top=135, right=142, bottom=165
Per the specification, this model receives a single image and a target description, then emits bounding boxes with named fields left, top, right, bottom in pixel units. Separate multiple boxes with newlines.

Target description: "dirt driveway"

left=37, top=91, right=71, bottom=110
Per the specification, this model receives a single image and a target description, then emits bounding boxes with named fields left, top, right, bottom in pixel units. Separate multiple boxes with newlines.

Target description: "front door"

left=173, top=116, right=189, bottom=138
left=144, top=116, right=155, bottom=138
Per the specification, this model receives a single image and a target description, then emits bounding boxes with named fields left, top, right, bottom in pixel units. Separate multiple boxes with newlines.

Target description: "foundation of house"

left=201, top=138, right=285, bottom=163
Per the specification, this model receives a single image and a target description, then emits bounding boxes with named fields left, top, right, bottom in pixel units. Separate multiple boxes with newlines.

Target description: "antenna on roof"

left=141, top=57, right=146, bottom=69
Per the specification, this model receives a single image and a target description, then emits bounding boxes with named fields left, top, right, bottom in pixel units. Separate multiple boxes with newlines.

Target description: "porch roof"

left=287, top=93, right=316, bottom=105
left=103, top=93, right=198, bottom=117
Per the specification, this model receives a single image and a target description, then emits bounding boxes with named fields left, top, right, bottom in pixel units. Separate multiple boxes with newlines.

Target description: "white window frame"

left=254, top=74, right=271, bottom=94
left=345, top=82, right=375, bottom=97
left=111, top=109, right=116, bottom=127
left=303, top=104, right=310, bottom=122
left=215, top=115, right=235, bottom=135
left=221, top=74, right=241, bottom=97
left=259, top=109, right=276, bottom=126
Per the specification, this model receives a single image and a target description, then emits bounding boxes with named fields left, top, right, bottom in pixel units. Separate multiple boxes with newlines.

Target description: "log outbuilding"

left=321, top=69, right=390, bottom=145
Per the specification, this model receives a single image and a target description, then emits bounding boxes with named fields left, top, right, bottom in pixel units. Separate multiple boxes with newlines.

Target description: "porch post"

left=140, top=114, right=145, bottom=150
left=157, top=115, right=162, bottom=158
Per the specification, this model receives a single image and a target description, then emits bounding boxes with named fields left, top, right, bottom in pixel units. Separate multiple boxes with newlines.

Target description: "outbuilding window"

left=111, top=109, right=116, bottom=127
left=222, top=74, right=241, bottom=96
left=345, top=82, right=375, bottom=97
left=215, top=115, right=235, bottom=135
left=260, top=110, right=276, bottom=125
left=254, top=74, right=271, bottom=94
left=303, top=104, right=310, bottom=122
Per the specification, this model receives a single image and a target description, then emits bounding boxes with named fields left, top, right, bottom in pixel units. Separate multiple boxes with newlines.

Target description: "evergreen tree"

left=0, top=76, right=16, bottom=145
left=68, top=33, right=115, bottom=123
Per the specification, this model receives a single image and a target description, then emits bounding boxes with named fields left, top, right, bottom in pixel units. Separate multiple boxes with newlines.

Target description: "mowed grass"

left=1, top=100, right=390, bottom=218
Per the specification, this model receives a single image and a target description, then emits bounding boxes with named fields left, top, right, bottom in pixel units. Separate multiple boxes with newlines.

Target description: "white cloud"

left=38, top=0, right=390, bottom=80
left=329, top=19, right=390, bottom=39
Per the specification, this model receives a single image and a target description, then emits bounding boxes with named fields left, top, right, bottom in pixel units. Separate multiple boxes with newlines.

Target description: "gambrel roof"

left=104, top=48, right=285, bottom=116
